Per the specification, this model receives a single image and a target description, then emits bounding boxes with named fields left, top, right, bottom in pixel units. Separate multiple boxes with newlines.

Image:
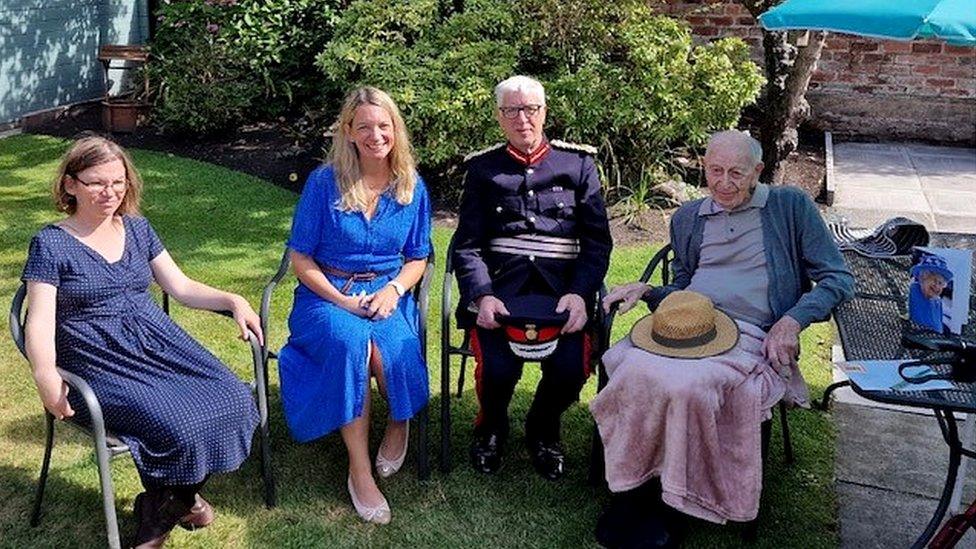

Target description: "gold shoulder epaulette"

left=463, top=143, right=505, bottom=162
left=550, top=139, right=598, bottom=155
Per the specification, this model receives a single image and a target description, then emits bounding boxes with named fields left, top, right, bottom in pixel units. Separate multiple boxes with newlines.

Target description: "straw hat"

left=629, top=291, right=739, bottom=359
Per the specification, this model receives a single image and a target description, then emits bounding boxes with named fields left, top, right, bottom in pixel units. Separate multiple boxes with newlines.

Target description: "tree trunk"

left=741, top=1, right=827, bottom=184
left=758, top=29, right=826, bottom=183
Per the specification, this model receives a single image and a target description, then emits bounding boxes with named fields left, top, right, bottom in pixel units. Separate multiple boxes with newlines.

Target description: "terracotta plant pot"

left=101, top=100, right=146, bottom=133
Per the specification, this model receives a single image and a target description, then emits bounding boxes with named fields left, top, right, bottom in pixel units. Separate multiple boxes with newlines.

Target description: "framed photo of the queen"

left=908, top=247, right=972, bottom=335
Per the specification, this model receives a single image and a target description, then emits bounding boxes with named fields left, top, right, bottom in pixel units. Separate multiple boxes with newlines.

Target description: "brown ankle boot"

left=178, top=494, right=214, bottom=530
left=132, top=490, right=190, bottom=548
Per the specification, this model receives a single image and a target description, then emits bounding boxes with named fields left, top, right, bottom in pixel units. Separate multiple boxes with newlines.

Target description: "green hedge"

left=148, top=0, right=344, bottom=134
left=148, top=0, right=763, bottom=200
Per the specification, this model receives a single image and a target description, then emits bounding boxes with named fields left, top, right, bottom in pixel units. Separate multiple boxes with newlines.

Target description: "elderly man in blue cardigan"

left=594, top=130, right=854, bottom=545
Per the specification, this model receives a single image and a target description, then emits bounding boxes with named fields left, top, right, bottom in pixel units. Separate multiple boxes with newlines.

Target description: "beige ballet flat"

left=375, top=420, right=409, bottom=479
left=347, top=475, right=391, bottom=524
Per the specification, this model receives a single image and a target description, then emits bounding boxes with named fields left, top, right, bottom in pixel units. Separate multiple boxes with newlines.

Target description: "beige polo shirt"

left=686, top=184, right=775, bottom=328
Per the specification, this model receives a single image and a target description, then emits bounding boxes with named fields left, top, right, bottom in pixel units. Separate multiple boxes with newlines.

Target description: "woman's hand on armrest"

left=229, top=295, right=264, bottom=346
left=35, top=368, right=74, bottom=420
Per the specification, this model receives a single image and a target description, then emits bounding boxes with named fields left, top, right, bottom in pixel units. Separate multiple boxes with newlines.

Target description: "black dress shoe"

left=470, top=432, right=504, bottom=474
left=527, top=439, right=566, bottom=481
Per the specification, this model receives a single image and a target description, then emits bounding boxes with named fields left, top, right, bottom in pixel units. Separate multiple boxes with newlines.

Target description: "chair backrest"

left=444, top=233, right=457, bottom=275
left=9, top=283, right=27, bottom=359
left=260, top=248, right=294, bottom=358
left=601, top=243, right=675, bottom=349
left=640, top=243, right=674, bottom=286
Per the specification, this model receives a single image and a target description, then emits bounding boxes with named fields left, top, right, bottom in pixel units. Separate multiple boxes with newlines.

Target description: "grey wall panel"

left=0, top=0, right=148, bottom=123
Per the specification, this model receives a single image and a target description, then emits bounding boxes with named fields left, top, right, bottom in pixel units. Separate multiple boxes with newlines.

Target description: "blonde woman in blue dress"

left=278, top=87, right=432, bottom=524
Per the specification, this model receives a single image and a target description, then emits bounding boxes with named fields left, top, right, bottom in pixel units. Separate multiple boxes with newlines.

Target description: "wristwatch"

left=387, top=280, right=406, bottom=297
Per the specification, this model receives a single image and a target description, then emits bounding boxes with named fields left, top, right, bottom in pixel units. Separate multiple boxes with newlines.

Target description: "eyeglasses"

left=706, top=166, right=751, bottom=184
left=72, top=175, right=128, bottom=193
left=499, top=104, right=544, bottom=119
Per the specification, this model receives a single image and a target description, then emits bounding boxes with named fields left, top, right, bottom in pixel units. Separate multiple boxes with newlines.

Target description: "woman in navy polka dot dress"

left=21, top=137, right=262, bottom=548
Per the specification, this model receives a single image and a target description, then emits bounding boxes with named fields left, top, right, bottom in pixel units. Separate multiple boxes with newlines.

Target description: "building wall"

left=662, top=0, right=976, bottom=144
left=0, top=0, right=149, bottom=124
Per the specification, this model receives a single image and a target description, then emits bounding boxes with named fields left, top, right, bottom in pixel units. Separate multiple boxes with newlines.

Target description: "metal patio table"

left=827, top=232, right=976, bottom=549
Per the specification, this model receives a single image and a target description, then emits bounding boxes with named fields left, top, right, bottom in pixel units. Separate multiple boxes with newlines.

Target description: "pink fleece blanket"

left=589, top=320, right=808, bottom=524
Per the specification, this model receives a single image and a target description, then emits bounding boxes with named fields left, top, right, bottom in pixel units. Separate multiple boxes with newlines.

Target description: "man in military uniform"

left=452, top=75, right=612, bottom=480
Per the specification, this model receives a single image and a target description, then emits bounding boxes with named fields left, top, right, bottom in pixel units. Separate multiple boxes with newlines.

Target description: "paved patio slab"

left=836, top=482, right=975, bottom=549
left=827, top=141, right=976, bottom=548
left=834, top=403, right=976, bottom=549
left=834, top=404, right=976, bottom=497
left=829, top=141, right=976, bottom=233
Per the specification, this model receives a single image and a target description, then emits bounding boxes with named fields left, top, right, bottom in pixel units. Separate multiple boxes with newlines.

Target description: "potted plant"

left=101, top=93, right=147, bottom=133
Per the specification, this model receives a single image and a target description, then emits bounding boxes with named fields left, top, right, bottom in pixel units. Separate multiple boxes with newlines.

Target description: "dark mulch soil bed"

left=27, top=102, right=323, bottom=194
left=27, top=103, right=826, bottom=245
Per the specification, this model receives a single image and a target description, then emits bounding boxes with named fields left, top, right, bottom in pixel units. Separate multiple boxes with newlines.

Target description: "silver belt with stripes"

left=489, top=234, right=580, bottom=259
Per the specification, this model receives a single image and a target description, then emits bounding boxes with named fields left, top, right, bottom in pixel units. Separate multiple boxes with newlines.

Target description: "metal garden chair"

left=258, top=248, right=434, bottom=480
left=9, top=283, right=276, bottom=549
left=593, top=243, right=799, bottom=539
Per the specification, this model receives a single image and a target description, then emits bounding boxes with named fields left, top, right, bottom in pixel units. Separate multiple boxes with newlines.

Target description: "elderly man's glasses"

left=706, top=166, right=750, bottom=184
left=499, top=104, right=544, bottom=119
left=72, top=175, right=128, bottom=193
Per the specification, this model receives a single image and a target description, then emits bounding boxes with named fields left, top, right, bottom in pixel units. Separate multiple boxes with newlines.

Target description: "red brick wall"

left=811, top=38, right=974, bottom=98
left=660, top=0, right=976, bottom=143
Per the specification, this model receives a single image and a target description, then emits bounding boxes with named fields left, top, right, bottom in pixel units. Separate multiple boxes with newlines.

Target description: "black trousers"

left=471, top=326, right=590, bottom=443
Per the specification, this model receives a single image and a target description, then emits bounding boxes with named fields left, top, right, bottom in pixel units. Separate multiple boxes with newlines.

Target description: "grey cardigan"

left=646, top=185, right=854, bottom=330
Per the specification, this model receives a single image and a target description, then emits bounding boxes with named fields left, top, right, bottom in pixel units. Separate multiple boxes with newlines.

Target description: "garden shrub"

left=149, top=0, right=763, bottom=206
left=315, top=0, right=762, bottom=203
left=149, top=0, right=344, bottom=134
left=523, top=0, right=764, bottom=197
left=316, top=0, right=525, bottom=175
left=148, top=32, right=261, bottom=134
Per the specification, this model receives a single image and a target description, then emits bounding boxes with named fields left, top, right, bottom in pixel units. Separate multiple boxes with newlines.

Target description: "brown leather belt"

left=321, top=265, right=394, bottom=294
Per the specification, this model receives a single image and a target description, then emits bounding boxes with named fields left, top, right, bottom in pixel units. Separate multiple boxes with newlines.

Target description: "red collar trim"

left=506, top=140, right=551, bottom=166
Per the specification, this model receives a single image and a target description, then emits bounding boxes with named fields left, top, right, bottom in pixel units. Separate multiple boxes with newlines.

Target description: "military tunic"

left=454, top=139, right=611, bottom=316
left=452, top=138, right=612, bottom=441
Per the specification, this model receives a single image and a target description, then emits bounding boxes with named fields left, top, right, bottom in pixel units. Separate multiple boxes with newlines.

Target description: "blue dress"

left=908, top=281, right=945, bottom=333
left=278, top=165, right=432, bottom=442
left=21, top=215, right=259, bottom=487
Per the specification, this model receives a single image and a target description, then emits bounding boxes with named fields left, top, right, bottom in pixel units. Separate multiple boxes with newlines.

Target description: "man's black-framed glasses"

left=499, top=104, right=544, bottom=119
left=72, top=174, right=129, bottom=193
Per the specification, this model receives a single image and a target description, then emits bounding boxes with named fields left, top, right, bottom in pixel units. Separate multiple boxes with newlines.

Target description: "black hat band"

left=651, top=326, right=717, bottom=349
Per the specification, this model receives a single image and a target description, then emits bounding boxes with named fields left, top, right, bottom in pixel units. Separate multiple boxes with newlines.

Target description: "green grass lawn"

left=0, top=134, right=838, bottom=548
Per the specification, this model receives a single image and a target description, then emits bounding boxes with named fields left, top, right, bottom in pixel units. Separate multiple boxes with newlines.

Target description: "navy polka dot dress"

left=21, top=215, right=259, bottom=487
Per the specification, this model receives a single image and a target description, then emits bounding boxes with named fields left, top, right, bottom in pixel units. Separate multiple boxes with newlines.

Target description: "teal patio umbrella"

left=759, top=0, right=976, bottom=45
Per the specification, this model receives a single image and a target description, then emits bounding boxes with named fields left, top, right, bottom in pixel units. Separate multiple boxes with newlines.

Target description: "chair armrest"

left=594, top=283, right=610, bottom=345
left=604, top=303, right=621, bottom=350
left=55, top=367, right=109, bottom=436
